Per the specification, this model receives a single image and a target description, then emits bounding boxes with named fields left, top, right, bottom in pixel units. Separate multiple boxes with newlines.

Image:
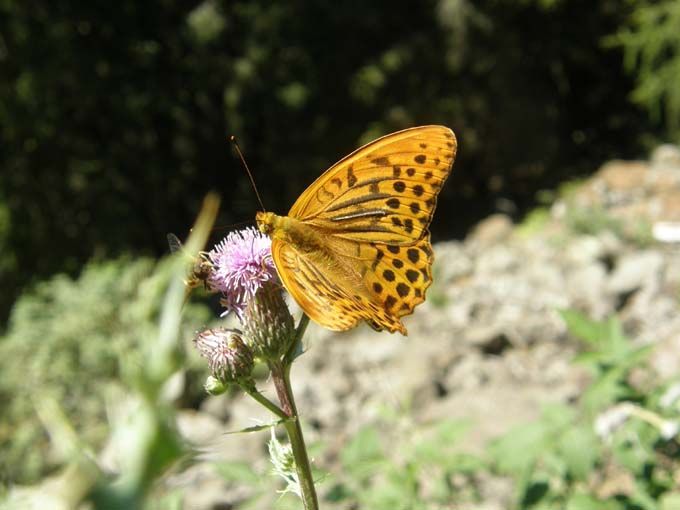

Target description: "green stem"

left=284, top=313, right=310, bottom=365
left=270, top=358, right=319, bottom=510
left=240, top=381, right=288, bottom=421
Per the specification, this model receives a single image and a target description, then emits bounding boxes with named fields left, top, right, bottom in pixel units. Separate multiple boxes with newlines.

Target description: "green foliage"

left=215, top=418, right=482, bottom=509
left=608, top=0, right=680, bottom=139
left=326, top=420, right=481, bottom=509
left=1, top=196, right=219, bottom=509
left=0, top=257, right=211, bottom=485
left=488, top=310, right=679, bottom=510
left=488, top=402, right=602, bottom=508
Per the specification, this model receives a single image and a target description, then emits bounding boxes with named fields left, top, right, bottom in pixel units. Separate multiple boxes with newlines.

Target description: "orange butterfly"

left=257, top=126, right=457, bottom=335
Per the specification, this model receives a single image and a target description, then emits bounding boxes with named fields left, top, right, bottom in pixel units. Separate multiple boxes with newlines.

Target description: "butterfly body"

left=257, top=126, right=457, bottom=335
left=257, top=210, right=376, bottom=301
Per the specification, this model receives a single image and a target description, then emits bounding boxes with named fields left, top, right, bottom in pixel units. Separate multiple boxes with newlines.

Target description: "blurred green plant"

left=332, top=420, right=482, bottom=509
left=0, top=195, right=219, bottom=509
left=488, top=310, right=680, bottom=510
left=216, top=417, right=483, bottom=509
left=607, top=0, right=680, bottom=140
left=516, top=207, right=551, bottom=237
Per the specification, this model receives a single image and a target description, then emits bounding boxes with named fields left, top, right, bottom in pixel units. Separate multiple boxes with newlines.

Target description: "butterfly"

left=256, top=125, right=457, bottom=335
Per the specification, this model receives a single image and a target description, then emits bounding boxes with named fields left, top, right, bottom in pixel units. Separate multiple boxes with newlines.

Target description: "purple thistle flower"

left=208, top=227, right=279, bottom=318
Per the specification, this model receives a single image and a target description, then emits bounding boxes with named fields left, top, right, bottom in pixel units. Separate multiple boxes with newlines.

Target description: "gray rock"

left=607, top=250, right=664, bottom=295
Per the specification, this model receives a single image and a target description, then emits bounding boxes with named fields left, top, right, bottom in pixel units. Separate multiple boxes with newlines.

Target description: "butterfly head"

left=256, top=211, right=275, bottom=236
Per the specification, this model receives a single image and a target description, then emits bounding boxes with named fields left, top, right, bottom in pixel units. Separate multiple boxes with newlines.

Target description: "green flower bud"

left=242, top=284, right=295, bottom=361
left=204, top=375, right=228, bottom=396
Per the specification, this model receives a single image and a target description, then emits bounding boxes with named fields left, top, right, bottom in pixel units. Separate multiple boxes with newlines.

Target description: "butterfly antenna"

left=230, top=135, right=267, bottom=212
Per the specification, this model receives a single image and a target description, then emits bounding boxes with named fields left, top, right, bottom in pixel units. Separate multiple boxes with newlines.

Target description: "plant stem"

left=270, top=358, right=319, bottom=510
left=241, top=382, right=287, bottom=421
left=284, top=313, right=310, bottom=365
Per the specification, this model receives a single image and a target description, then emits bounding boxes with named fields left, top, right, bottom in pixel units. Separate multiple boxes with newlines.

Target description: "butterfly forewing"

left=288, top=126, right=456, bottom=245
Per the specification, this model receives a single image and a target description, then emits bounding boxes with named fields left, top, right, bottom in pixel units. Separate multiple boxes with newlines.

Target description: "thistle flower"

left=208, top=227, right=278, bottom=319
left=207, top=227, right=295, bottom=360
left=193, top=328, right=254, bottom=384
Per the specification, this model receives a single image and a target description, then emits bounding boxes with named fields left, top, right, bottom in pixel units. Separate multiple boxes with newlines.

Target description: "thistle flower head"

left=208, top=227, right=279, bottom=318
left=206, top=227, right=295, bottom=360
left=193, top=328, right=254, bottom=384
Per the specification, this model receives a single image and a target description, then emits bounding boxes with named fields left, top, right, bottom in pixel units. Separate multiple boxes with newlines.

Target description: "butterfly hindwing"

left=358, top=235, right=434, bottom=320
left=271, top=239, right=406, bottom=333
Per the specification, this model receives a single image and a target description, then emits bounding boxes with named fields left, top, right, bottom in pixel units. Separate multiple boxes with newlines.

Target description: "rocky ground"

left=173, top=145, right=680, bottom=509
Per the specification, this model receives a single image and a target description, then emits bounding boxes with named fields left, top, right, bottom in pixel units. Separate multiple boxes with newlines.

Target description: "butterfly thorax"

left=257, top=211, right=329, bottom=257
left=257, top=209, right=375, bottom=305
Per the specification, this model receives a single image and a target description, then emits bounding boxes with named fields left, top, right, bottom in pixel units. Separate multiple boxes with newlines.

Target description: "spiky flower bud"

left=242, top=285, right=295, bottom=361
left=193, top=328, right=254, bottom=384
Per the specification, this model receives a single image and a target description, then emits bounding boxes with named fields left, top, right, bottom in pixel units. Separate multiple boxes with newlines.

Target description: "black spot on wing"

left=347, top=166, right=357, bottom=187
left=386, top=198, right=400, bottom=209
left=396, top=282, right=409, bottom=297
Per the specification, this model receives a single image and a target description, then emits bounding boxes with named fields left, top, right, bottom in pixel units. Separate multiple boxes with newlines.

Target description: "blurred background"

left=2, top=0, right=677, bottom=325
left=2, top=0, right=680, bottom=508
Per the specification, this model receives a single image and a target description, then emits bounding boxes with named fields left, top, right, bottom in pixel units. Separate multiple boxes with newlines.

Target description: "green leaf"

left=611, top=425, right=654, bottom=474
left=581, top=368, right=628, bottom=413
left=559, top=309, right=610, bottom=345
left=488, top=421, right=548, bottom=474
left=412, top=419, right=471, bottom=466
left=324, top=483, right=353, bottom=503
left=559, top=311, right=630, bottom=364
left=660, top=492, right=680, bottom=510
left=558, top=425, right=599, bottom=481
left=566, top=492, right=625, bottom=510
left=340, top=426, right=388, bottom=481
left=541, top=402, right=577, bottom=429
left=224, top=419, right=287, bottom=435
left=631, top=480, right=660, bottom=510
